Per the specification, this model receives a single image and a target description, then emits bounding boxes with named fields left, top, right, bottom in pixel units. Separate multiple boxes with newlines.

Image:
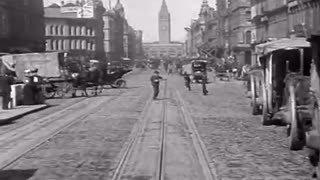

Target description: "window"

left=76, top=26, right=81, bottom=36
left=70, top=26, right=75, bottom=36
left=60, top=26, right=64, bottom=35
left=55, top=26, right=59, bottom=35
left=82, top=40, right=86, bottom=49
left=81, top=27, right=86, bottom=36
left=46, top=40, right=51, bottom=51
left=71, top=40, right=76, bottom=49
left=76, top=40, right=81, bottom=49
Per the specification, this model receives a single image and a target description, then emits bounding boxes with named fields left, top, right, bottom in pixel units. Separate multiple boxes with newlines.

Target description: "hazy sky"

left=43, top=0, right=216, bottom=42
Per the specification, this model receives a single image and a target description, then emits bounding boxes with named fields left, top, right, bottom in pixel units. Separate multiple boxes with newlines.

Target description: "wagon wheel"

left=42, top=83, right=56, bottom=99
left=288, top=83, right=305, bottom=151
left=112, top=79, right=126, bottom=88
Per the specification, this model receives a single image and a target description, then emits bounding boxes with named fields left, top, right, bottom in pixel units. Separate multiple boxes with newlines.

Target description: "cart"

left=1, top=52, right=73, bottom=99
left=191, top=59, right=207, bottom=83
left=256, top=38, right=312, bottom=151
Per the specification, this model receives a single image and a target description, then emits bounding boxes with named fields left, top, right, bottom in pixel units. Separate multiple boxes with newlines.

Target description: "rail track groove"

left=112, top=80, right=217, bottom=180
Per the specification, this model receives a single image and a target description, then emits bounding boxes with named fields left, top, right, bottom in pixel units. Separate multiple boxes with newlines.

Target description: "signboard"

left=61, top=6, right=80, bottom=13
left=77, top=4, right=94, bottom=18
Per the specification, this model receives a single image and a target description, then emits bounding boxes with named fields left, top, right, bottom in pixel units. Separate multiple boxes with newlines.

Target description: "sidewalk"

left=0, top=104, right=48, bottom=123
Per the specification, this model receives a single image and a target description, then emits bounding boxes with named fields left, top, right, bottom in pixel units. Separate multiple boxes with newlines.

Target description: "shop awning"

left=255, top=38, right=310, bottom=55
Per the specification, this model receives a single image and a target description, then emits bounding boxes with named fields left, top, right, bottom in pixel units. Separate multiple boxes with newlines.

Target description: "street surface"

left=0, top=69, right=314, bottom=180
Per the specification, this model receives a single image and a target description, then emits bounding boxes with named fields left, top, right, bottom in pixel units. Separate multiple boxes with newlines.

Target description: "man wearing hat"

left=150, top=70, right=165, bottom=100
left=0, top=71, right=14, bottom=109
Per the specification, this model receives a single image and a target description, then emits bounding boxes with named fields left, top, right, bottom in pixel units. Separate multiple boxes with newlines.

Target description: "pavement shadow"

left=0, top=169, right=37, bottom=180
left=154, top=98, right=169, bottom=101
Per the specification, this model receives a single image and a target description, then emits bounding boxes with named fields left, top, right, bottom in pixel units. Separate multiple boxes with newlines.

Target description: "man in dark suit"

left=0, top=72, right=14, bottom=109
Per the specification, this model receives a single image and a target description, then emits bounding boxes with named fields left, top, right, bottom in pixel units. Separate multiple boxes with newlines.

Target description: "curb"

left=0, top=105, right=49, bottom=124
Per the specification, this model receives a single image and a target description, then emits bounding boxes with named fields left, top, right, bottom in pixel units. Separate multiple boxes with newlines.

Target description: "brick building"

left=44, top=0, right=105, bottom=63
left=0, top=0, right=45, bottom=53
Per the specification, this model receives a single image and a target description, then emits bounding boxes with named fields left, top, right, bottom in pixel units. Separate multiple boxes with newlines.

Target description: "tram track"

left=0, top=89, right=128, bottom=170
left=111, top=80, right=217, bottom=180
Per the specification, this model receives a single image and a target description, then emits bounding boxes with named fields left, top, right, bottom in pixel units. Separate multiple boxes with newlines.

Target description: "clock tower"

left=158, top=0, right=171, bottom=44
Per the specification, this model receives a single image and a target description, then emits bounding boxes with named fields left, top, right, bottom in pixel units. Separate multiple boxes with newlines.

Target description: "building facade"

left=0, top=0, right=45, bottom=53
left=228, top=0, right=252, bottom=66
left=103, top=0, right=142, bottom=62
left=143, top=0, right=184, bottom=58
left=185, top=0, right=219, bottom=59
left=45, top=0, right=105, bottom=63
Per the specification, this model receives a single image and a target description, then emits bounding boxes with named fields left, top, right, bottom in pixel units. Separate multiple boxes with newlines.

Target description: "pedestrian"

left=31, top=68, right=45, bottom=104
left=201, top=75, right=208, bottom=95
left=150, top=70, right=165, bottom=100
left=183, top=72, right=191, bottom=91
left=0, top=71, right=15, bottom=109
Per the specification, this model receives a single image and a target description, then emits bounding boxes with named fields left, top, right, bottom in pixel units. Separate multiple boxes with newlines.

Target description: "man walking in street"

left=183, top=72, right=191, bottom=91
left=202, top=75, right=208, bottom=95
left=150, top=70, right=165, bottom=100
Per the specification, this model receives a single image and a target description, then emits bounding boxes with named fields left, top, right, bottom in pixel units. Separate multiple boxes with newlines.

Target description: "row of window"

left=46, top=39, right=96, bottom=51
left=46, top=25, right=95, bottom=37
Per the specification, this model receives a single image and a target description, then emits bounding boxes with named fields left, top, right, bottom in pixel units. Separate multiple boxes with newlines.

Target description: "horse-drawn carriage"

left=190, top=59, right=208, bottom=83
left=1, top=52, right=132, bottom=99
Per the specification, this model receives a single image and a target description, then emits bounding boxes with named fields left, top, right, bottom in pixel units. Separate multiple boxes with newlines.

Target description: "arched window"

left=52, top=40, right=56, bottom=50
left=87, top=42, right=91, bottom=50
left=76, top=26, right=81, bottom=36
left=87, top=28, right=91, bottom=36
left=245, top=31, right=251, bottom=44
left=55, top=26, right=59, bottom=35
left=76, top=40, right=81, bottom=49
left=81, top=26, right=86, bottom=36
left=56, top=40, right=59, bottom=50
left=61, top=40, right=64, bottom=50
left=92, top=43, right=96, bottom=51
left=92, top=30, right=95, bottom=36
left=60, top=25, right=64, bottom=35
left=71, top=40, right=76, bottom=49
left=82, top=40, right=86, bottom=49
left=58, top=40, right=62, bottom=50
left=46, top=40, right=51, bottom=51
left=70, top=26, right=75, bottom=36
left=50, top=25, right=54, bottom=35
left=45, top=26, right=50, bottom=36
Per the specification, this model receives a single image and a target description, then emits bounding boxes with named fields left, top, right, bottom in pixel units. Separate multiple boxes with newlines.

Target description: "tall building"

left=0, top=0, right=45, bottom=53
left=143, top=0, right=184, bottom=58
left=184, top=0, right=218, bottom=58
left=159, top=0, right=171, bottom=44
left=103, top=0, right=142, bottom=62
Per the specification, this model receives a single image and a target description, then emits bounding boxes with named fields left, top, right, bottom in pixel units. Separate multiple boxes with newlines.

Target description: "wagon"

left=255, top=38, right=312, bottom=150
left=191, top=59, right=207, bottom=83
left=1, top=52, right=74, bottom=99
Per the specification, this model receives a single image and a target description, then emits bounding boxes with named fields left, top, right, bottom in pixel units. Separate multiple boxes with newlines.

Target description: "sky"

left=43, top=0, right=216, bottom=42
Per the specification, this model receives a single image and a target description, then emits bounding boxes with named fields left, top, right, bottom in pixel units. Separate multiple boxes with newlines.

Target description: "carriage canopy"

left=255, top=38, right=311, bottom=55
